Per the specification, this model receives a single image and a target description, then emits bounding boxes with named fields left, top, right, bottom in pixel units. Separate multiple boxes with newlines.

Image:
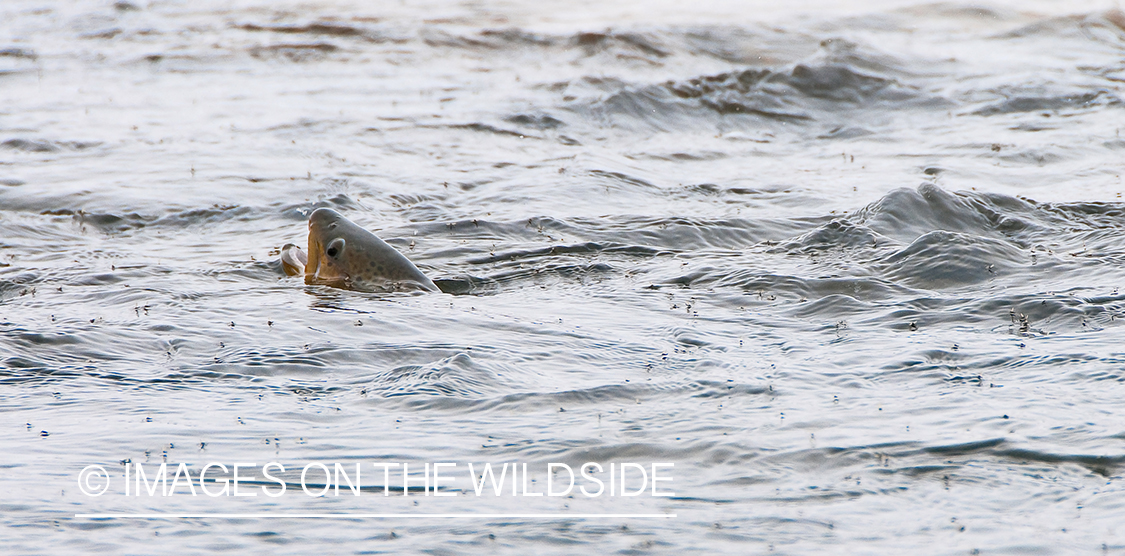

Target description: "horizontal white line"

left=75, top=513, right=675, bottom=519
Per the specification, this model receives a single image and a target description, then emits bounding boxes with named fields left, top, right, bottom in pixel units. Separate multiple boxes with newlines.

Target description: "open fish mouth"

left=306, top=221, right=345, bottom=287
left=279, top=243, right=308, bottom=276
left=305, top=223, right=322, bottom=281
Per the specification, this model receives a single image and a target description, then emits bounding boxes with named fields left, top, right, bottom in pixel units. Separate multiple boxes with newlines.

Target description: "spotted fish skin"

left=298, top=208, right=438, bottom=292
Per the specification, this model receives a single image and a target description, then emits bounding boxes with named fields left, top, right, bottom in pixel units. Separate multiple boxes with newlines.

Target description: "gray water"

left=2, top=0, right=1125, bottom=553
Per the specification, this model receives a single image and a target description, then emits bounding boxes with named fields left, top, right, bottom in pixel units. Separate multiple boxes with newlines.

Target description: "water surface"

left=2, top=0, right=1125, bottom=553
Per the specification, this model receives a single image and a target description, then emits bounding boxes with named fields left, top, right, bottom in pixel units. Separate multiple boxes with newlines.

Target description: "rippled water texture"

left=2, top=0, right=1125, bottom=553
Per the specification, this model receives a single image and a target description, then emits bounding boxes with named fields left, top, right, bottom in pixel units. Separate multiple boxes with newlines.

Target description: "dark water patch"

left=1038, top=200, right=1125, bottom=231
left=158, top=205, right=255, bottom=228
left=79, top=28, right=122, bottom=40
left=1009, top=121, right=1056, bottom=132
left=505, top=114, right=564, bottom=130
left=386, top=192, right=446, bottom=209
left=890, top=349, right=1125, bottom=382
left=999, top=352, right=1124, bottom=373
left=154, top=370, right=274, bottom=386
left=435, top=262, right=620, bottom=294
left=0, top=362, right=137, bottom=387
left=469, top=242, right=661, bottom=265
left=572, top=31, right=670, bottom=60
left=479, top=28, right=556, bottom=47
left=485, top=261, right=617, bottom=290
left=755, top=437, right=1124, bottom=483
left=560, top=29, right=961, bottom=136
left=238, top=22, right=371, bottom=39
left=2, top=139, right=102, bottom=153
left=914, top=438, right=1122, bottom=476
left=249, top=43, right=339, bottom=62
left=577, top=54, right=940, bottom=134
left=0, top=275, right=41, bottom=300
left=972, top=90, right=1121, bottom=116
left=852, top=184, right=1037, bottom=244
left=279, top=382, right=352, bottom=399
left=360, top=352, right=504, bottom=398
left=710, top=272, right=913, bottom=303
left=386, top=378, right=768, bottom=413
left=421, top=29, right=497, bottom=49
left=994, top=449, right=1121, bottom=476
left=689, top=380, right=769, bottom=398
left=681, top=182, right=732, bottom=195
left=773, top=219, right=889, bottom=253
left=6, top=329, right=84, bottom=348
left=588, top=169, right=658, bottom=191
left=960, top=290, right=1124, bottom=331
left=880, top=230, right=1031, bottom=289
left=884, top=347, right=982, bottom=377
left=69, top=210, right=152, bottom=233
left=401, top=25, right=788, bottom=66
left=780, top=64, right=910, bottom=104
left=817, top=126, right=873, bottom=139
left=43, top=204, right=259, bottom=234
left=0, top=48, right=37, bottom=60
left=1077, top=291, right=1125, bottom=305
left=647, top=151, right=730, bottom=163
left=450, top=123, right=535, bottom=138
left=661, top=68, right=811, bottom=120
left=422, top=216, right=568, bottom=242
left=1005, top=296, right=1111, bottom=330
left=682, top=184, right=802, bottom=200
left=577, top=79, right=799, bottom=131
left=783, top=293, right=874, bottom=319
left=0, top=365, right=92, bottom=386
left=668, top=327, right=713, bottom=349
left=600, top=215, right=809, bottom=252
left=69, top=272, right=129, bottom=287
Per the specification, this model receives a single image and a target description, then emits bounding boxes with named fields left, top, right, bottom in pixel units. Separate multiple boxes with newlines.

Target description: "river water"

left=2, top=0, right=1124, bottom=553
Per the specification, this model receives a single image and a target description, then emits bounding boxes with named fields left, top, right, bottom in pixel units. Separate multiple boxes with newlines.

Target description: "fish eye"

left=328, top=223, right=337, bottom=230
left=326, top=238, right=345, bottom=258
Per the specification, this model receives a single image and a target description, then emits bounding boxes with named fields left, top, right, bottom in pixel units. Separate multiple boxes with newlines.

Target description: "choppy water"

left=2, top=0, right=1125, bottom=553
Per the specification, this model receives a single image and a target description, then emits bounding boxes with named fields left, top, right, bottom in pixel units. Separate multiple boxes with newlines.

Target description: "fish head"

left=305, top=207, right=439, bottom=292
left=306, top=207, right=355, bottom=288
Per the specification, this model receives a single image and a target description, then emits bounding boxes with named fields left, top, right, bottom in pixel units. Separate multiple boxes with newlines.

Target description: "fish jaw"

left=304, top=228, right=320, bottom=285
left=305, top=215, right=350, bottom=287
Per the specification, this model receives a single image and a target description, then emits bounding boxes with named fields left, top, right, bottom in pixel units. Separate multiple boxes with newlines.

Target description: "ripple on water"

left=2, top=2, right=1125, bottom=554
